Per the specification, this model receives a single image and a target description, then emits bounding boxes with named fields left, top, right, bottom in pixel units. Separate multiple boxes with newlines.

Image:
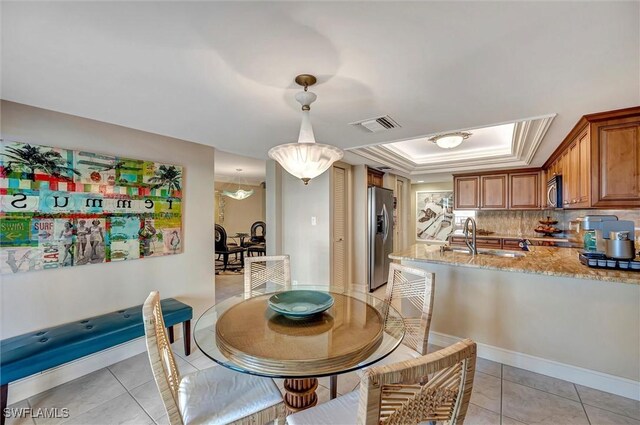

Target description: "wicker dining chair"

left=286, top=339, right=477, bottom=425
left=358, top=263, right=435, bottom=379
left=244, top=255, right=292, bottom=299
left=142, top=292, right=286, bottom=425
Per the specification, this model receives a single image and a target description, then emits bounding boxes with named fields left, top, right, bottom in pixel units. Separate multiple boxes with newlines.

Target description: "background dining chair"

left=215, top=224, right=247, bottom=272
left=245, top=221, right=266, bottom=257
left=243, top=221, right=266, bottom=247
left=244, top=255, right=291, bottom=298
left=142, top=291, right=286, bottom=425
left=286, top=339, right=477, bottom=425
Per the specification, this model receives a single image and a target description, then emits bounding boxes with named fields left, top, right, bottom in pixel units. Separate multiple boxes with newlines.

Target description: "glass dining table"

left=194, top=285, right=406, bottom=413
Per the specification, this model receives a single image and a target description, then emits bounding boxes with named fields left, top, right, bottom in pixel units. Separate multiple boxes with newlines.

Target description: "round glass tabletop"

left=194, top=285, right=406, bottom=379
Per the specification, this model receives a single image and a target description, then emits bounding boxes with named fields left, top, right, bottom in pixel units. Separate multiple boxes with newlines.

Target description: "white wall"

left=352, top=165, right=368, bottom=288
left=281, top=169, right=331, bottom=285
left=265, top=161, right=283, bottom=255
left=0, top=101, right=216, bottom=339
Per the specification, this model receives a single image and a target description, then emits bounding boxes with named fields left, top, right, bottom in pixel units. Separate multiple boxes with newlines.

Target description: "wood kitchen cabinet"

left=577, top=129, right=591, bottom=206
left=367, top=167, right=384, bottom=188
left=509, top=172, right=541, bottom=209
left=591, top=116, right=640, bottom=207
left=449, top=236, right=502, bottom=249
left=560, top=128, right=591, bottom=209
left=480, top=174, right=508, bottom=209
left=451, top=107, right=640, bottom=211
left=544, top=106, right=640, bottom=208
left=454, top=176, right=479, bottom=209
left=565, top=139, right=580, bottom=207
left=454, top=170, right=542, bottom=210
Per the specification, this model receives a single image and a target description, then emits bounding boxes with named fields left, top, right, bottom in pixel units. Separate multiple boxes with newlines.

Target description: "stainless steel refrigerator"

left=368, top=186, right=394, bottom=292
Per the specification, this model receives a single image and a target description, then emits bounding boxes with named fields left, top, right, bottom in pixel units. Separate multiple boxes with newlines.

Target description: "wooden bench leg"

left=1, top=383, right=8, bottom=425
left=167, top=326, right=175, bottom=344
left=183, top=320, right=191, bottom=356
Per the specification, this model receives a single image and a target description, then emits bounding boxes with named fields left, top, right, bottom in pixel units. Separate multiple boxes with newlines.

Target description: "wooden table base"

left=284, top=378, right=318, bottom=413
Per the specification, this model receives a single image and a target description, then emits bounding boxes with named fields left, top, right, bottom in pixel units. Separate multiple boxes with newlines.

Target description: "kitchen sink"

left=444, top=247, right=526, bottom=258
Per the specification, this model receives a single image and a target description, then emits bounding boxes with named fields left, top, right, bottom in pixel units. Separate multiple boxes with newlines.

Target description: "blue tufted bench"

left=0, top=298, right=192, bottom=425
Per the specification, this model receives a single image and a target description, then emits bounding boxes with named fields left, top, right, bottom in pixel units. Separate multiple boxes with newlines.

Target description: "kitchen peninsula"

left=389, top=244, right=640, bottom=399
left=391, top=244, right=640, bottom=284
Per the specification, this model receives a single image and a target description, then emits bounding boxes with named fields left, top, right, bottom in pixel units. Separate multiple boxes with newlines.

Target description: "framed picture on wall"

left=416, top=190, right=454, bottom=242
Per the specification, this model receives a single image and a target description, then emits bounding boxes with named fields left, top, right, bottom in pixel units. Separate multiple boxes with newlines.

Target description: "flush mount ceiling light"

left=429, top=131, right=472, bottom=149
left=222, top=168, right=254, bottom=200
left=268, top=74, right=344, bottom=185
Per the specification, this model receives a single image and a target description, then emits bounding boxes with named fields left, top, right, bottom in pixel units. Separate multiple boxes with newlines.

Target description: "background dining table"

left=194, top=285, right=406, bottom=413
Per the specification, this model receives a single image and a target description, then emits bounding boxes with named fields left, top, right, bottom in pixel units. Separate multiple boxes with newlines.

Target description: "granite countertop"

left=390, top=244, right=640, bottom=285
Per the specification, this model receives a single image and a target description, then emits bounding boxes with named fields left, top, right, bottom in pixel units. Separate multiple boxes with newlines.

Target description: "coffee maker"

left=576, top=215, right=618, bottom=253
left=577, top=215, right=636, bottom=259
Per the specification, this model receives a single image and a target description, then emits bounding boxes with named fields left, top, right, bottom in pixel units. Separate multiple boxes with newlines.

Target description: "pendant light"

left=222, top=169, right=254, bottom=200
left=268, top=74, right=343, bottom=185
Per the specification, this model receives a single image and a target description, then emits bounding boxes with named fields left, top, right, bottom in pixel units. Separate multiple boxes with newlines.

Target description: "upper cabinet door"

left=454, top=176, right=479, bottom=209
left=576, top=128, right=591, bottom=207
left=591, top=119, right=640, bottom=207
left=509, top=172, right=541, bottom=209
left=480, top=174, right=508, bottom=209
left=566, top=141, right=580, bottom=208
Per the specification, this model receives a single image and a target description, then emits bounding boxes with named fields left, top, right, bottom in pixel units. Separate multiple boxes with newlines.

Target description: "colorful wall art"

left=0, top=141, right=183, bottom=274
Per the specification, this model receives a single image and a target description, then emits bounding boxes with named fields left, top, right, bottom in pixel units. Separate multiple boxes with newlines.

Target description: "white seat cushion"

left=178, top=366, right=282, bottom=425
left=287, top=390, right=359, bottom=425
left=356, top=343, right=420, bottom=377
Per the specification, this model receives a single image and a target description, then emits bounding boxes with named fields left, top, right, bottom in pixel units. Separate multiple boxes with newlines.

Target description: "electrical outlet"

left=311, top=216, right=317, bottom=226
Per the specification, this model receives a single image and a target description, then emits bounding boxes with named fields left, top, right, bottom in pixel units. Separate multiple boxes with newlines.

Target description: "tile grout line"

left=25, top=396, right=37, bottom=425
left=572, top=379, right=640, bottom=422
left=55, top=368, right=139, bottom=425
left=580, top=400, right=640, bottom=422
left=108, top=364, right=156, bottom=425
left=125, top=382, right=156, bottom=425
left=574, top=383, right=592, bottom=425
left=500, top=375, right=584, bottom=405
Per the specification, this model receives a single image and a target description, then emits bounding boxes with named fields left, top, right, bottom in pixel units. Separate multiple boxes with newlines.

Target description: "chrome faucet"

left=463, top=217, right=478, bottom=255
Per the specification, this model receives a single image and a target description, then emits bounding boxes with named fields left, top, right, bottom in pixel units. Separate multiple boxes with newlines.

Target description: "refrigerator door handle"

left=382, top=203, right=390, bottom=242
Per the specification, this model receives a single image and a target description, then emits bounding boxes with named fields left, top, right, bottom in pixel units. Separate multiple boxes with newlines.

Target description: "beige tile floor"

left=6, top=274, right=639, bottom=425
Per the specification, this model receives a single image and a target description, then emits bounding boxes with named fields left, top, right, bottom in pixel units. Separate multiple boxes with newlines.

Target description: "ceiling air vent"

left=350, top=115, right=401, bottom=133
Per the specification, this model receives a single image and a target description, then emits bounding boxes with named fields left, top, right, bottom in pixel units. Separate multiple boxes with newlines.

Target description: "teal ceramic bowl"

left=268, top=290, right=334, bottom=319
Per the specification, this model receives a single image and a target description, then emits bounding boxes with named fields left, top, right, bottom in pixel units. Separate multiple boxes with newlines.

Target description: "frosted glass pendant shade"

left=222, top=189, right=254, bottom=200
left=268, top=142, right=343, bottom=185
left=268, top=77, right=344, bottom=185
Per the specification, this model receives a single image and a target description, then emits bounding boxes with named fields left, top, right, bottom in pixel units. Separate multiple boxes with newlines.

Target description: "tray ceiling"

left=348, top=115, right=555, bottom=175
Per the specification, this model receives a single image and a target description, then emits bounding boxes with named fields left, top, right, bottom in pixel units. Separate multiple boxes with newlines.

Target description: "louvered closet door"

left=332, top=166, right=347, bottom=290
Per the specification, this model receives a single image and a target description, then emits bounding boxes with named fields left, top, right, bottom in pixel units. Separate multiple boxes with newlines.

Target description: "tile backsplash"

left=473, top=209, right=640, bottom=240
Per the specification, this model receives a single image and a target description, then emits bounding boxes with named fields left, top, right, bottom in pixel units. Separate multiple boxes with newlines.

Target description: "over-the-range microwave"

left=547, top=175, right=563, bottom=208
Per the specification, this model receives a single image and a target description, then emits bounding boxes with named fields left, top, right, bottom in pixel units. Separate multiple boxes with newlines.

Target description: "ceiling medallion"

left=268, top=74, right=343, bottom=185
left=429, top=131, right=472, bottom=149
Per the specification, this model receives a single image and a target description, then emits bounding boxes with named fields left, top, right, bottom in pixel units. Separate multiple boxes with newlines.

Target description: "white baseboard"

left=429, top=331, right=640, bottom=401
left=6, top=338, right=147, bottom=405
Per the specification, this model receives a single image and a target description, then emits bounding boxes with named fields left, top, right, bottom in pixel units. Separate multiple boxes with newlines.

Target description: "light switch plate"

left=311, top=216, right=317, bottom=226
